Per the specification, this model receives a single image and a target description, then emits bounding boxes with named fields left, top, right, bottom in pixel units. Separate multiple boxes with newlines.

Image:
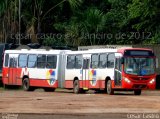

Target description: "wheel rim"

left=74, top=81, right=79, bottom=93
left=23, top=80, right=28, bottom=90
left=107, top=81, right=111, bottom=94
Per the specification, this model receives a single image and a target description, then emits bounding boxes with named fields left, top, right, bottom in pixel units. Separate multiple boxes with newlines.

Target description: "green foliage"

left=68, top=0, right=83, bottom=10
left=128, top=0, right=160, bottom=44
left=0, top=0, right=5, bottom=15
left=54, top=7, right=107, bottom=46
left=1, top=0, right=160, bottom=45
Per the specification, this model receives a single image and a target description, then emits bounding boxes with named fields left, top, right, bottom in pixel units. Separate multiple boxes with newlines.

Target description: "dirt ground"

left=0, top=89, right=160, bottom=119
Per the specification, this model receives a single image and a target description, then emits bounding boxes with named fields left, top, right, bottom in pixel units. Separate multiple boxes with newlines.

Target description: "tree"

left=53, top=7, right=107, bottom=46
left=21, top=0, right=82, bottom=44
left=0, top=0, right=19, bottom=43
left=128, top=0, right=160, bottom=44
left=1, top=0, right=160, bottom=45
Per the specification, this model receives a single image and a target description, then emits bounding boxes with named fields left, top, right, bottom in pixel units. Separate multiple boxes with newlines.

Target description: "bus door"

left=82, top=57, right=90, bottom=89
left=114, top=53, right=122, bottom=86
left=8, top=57, right=17, bottom=85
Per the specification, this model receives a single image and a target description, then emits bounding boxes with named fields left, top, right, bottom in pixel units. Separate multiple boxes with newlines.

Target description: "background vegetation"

left=0, top=0, right=160, bottom=47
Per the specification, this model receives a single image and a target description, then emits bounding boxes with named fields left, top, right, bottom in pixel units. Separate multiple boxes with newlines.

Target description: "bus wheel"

left=73, top=80, right=80, bottom=94
left=134, top=90, right=141, bottom=95
left=22, top=78, right=34, bottom=91
left=44, top=88, right=55, bottom=92
left=106, top=80, right=114, bottom=95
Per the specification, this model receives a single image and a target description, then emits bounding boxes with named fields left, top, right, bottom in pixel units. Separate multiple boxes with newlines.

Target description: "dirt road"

left=0, top=89, right=160, bottom=119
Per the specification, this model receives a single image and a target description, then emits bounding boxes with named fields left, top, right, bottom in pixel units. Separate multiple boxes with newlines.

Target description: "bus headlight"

left=149, top=79, right=155, bottom=84
left=124, top=77, right=131, bottom=83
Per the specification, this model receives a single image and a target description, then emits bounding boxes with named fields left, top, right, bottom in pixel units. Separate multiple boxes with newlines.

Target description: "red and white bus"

left=61, top=48, right=156, bottom=95
left=2, top=49, right=62, bottom=91
left=2, top=47, right=156, bottom=95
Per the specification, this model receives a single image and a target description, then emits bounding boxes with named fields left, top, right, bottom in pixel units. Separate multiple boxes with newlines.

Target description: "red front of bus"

left=121, top=56, right=156, bottom=90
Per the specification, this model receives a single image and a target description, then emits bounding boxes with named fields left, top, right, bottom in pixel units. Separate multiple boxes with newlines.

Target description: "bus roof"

left=4, top=49, right=66, bottom=55
left=65, top=48, right=118, bottom=55
left=4, top=47, right=154, bottom=55
left=117, top=47, right=153, bottom=54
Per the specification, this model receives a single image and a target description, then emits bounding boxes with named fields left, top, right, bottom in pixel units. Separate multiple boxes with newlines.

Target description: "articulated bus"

left=2, top=47, right=156, bottom=95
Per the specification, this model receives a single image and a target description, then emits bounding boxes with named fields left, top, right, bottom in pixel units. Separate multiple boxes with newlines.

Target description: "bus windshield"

left=124, top=57, right=155, bottom=76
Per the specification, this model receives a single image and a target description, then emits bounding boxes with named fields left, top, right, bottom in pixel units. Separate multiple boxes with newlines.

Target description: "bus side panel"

left=88, top=80, right=105, bottom=89
left=97, top=69, right=110, bottom=89
left=26, top=68, right=58, bottom=88
left=65, top=69, right=81, bottom=88
left=64, top=80, right=105, bottom=89
left=29, top=79, right=58, bottom=88
left=88, top=69, right=104, bottom=89
left=16, top=68, right=23, bottom=85
left=11, top=68, right=17, bottom=85
left=2, top=67, right=9, bottom=84
left=88, top=68, right=114, bottom=89
left=64, top=68, right=114, bottom=89
left=65, top=70, right=77, bottom=88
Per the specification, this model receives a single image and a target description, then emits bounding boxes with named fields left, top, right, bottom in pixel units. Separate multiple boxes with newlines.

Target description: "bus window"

left=91, top=54, right=99, bottom=69
left=37, top=55, right=46, bottom=68
left=99, top=54, right=107, bottom=68
left=67, top=55, right=75, bottom=69
left=28, top=54, right=37, bottom=68
left=19, top=54, right=27, bottom=68
left=9, top=58, right=14, bottom=67
left=75, top=55, right=82, bottom=69
left=46, top=55, right=57, bottom=69
left=107, top=53, right=115, bottom=68
left=83, top=59, right=90, bottom=69
left=13, top=58, right=17, bottom=67
left=4, top=54, right=9, bottom=67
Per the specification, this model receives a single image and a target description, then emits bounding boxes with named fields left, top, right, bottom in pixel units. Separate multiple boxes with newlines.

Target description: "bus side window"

left=75, top=55, right=82, bottom=69
left=28, top=55, right=37, bottom=68
left=107, top=53, right=115, bottom=68
left=67, top=55, right=75, bottom=69
left=37, top=55, right=46, bottom=68
left=19, top=54, right=27, bottom=68
left=9, top=58, right=14, bottom=67
left=4, top=54, right=9, bottom=67
left=13, top=57, right=17, bottom=67
left=46, top=55, right=57, bottom=69
left=99, top=54, right=107, bottom=68
left=9, top=57, right=17, bottom=68
left=91, top=54, right=99, bottom=69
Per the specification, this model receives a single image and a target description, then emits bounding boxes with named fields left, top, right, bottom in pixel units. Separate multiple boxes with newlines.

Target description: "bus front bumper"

left=122, top=78, right=156, bottom=90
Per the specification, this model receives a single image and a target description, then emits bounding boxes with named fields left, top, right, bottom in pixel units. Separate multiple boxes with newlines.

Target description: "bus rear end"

left=0, top=44, right=10, bottom=86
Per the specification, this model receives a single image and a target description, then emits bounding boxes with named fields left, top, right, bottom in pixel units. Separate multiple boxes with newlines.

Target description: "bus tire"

left=44, top=88, right=55, bottom=92
left=22, top=78, right=34, bottom=91
left=106, top=80, right=114, bottom=95
left=73, top=80, right=80, bottom=94
left=134, top=90, right=141, bottom=95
